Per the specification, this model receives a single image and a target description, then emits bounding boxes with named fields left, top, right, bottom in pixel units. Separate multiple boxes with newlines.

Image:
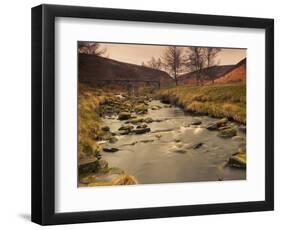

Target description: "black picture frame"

left=31, top=4, right=274, bottom=225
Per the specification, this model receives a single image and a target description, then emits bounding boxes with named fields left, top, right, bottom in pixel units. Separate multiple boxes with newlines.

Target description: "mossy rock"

left=136, top=124, right=148, bottom=129
left=218, top=127, right=237, bottom=138
left=227, top=151, right=246, bottom=169
left=216, top=117, right=228, bottom=127
left=81, top=143, right=94, bottom=156
left=118, top=124, right=134, bottom=131
left=78, top=158, right=99, bottom=174
left=206, top=123, right=218, bottom=131
left=109, top=136, right=118, bottom=143
left=134, top=104, right=148, bottom=114
left=150, top=105, right=161, bottom=110
left=127, top=118, right=144, bottom=124
left=144, top=117, right=153, bottom=123
left=95, top=130, right=113, bottom=141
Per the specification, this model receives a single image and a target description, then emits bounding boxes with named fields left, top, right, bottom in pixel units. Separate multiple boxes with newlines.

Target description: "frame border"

left=31, top=4, right=274, bottom=225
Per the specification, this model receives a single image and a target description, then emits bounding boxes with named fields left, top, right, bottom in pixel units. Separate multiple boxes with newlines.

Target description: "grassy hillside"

left=215, top=58, right=246, bottom=84
left=158, top=83, right=246, bottom=124
left=178, top=65, right=234, bottom=85
left=79, top=54, right=174, bottom=88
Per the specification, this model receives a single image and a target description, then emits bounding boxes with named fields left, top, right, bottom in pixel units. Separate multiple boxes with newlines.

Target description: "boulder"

left=190, top=121, right=202, bottom=126
left=117, top=130, right=131, bottom=135
left=207, top=118, right=228, bottom=131
left=127, top=118, right=144, bottom=124
left=101, top=126, right=110, bottom=132
left=103, top=147, right=119, bottom=153
left=218, top=125, right=233, bottom=131
left=118, top=124, right=134, bottom=131
left=78, top=157, right=99, bottom=174
left=191, top=142, right=203, bottom=149
left=131, top=127, right=151, bottom=134
left=118, top=112, right=131, bottom=120
left=134, top=104, right=148, bottom=114
left=140, top=139, right=154, bottom=143
left=174, top=149, right=187, bottom=154
left=150, top=105, right=162, bottom=110
left=144, top=117, right=153, bottom=123
left=227, top=151, right=246, bottom=169
left=136, top=124, right=148, bottom=129
left=150, top=106, right=159, bottom=110
left=216, top=117, right=228, bottom=127
left=94, top=130, right=113, bottom=141
left=109, top=136, right=118, bottom=143
left=161, top=97, right=170, bottom=104
left=218, top=127, right=237, bottom=138
left=206, top=123, right=218, bottom=131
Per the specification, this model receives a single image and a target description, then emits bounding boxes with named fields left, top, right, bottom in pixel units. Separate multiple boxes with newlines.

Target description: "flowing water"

left=101, top=100, right=246, bottom=184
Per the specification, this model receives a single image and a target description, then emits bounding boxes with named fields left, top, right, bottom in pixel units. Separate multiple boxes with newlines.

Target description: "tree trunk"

left=174, top=70, right=178, bottom=86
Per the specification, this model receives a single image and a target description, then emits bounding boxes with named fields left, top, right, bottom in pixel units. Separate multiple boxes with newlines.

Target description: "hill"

left=215, top=58, right=246, bottom=83
left=79, top=54, right=174, bottom=88
left=178, top=65, right=235, bottom=85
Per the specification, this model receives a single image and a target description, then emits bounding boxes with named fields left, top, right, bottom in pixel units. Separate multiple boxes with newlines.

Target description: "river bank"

left=157, top=83, right=246, bottom=124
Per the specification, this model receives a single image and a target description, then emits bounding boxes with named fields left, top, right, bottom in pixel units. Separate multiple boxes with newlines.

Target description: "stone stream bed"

left=97, top=99, right=246, bottom=185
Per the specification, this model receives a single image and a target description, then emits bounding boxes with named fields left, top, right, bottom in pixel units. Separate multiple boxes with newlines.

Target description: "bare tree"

left=186, top=47, right=205, bottom=85
left=204, top=48, right=221, bottom=84
left=145, top=57, right=163, bottom=70
left=162, top=46, right=185, bottom=85
left=78, top=42, right=107, bottom=56
left=185, top=47, right=221, bottom=85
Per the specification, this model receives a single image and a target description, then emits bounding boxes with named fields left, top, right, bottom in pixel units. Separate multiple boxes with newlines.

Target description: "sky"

left=97, top=42, right=246, bottom=66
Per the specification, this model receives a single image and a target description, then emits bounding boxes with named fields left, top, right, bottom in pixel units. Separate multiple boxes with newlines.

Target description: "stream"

left=100, top=100, right=246, bottom=184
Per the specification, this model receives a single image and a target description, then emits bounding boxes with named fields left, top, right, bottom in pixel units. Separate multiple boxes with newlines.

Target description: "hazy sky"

left=98, top=42, right=246, bottom=66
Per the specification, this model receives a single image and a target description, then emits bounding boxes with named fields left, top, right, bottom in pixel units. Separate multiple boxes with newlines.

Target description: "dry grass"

left=78, top=83, right=114, bottom=159
left=158, top=83, right=246, bottom=124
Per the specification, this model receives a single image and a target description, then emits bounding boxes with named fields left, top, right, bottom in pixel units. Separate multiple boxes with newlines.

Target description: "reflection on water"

left=101, top=100, right=246, bottom=184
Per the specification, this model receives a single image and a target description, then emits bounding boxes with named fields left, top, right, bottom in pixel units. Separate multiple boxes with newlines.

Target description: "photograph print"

left=78, top=41, right=247, bottom=187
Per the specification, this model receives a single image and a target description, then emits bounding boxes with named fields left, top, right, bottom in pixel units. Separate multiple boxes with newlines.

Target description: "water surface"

left=101, top=100, right=246, bottom=184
